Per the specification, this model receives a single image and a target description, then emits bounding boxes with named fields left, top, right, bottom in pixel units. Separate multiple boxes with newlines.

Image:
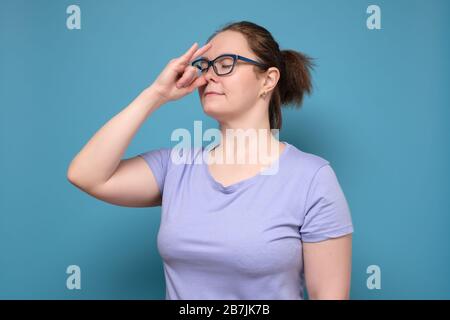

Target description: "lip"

left=204, top=92, right=225, bottom=97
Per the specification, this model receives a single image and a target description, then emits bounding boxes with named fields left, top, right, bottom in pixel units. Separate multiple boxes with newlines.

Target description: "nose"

left=204, top=64, right=219, bottom=82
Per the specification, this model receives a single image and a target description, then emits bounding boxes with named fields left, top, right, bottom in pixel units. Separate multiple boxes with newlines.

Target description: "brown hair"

left=206, top=20, right=315, bottom=130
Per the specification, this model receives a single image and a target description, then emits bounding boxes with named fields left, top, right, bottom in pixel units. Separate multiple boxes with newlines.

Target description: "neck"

left=211, top=121, right=282, bottom=165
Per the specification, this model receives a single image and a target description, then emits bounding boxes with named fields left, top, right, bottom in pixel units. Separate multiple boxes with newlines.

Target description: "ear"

left=260, top=67, right=280, bottom=95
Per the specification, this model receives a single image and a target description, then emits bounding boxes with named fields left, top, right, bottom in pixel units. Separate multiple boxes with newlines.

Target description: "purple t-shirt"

left=139, top=141, right=354, bottom=300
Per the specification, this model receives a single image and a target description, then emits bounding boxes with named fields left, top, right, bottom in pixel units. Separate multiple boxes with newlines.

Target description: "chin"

left=202, top=103, right=221, bottom=116
left=202, top=103, right=232, bottom=120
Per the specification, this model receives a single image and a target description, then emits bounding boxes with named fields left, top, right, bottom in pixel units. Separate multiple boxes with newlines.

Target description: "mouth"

left=204, top=92, right=225, bottom=97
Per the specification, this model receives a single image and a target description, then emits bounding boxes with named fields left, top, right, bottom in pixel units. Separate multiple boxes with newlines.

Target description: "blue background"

left=1, top=0, right=449, bottom=299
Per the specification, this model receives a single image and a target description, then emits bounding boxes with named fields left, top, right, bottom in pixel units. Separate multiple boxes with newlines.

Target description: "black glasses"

left=191, top=54, right=268, bottom=76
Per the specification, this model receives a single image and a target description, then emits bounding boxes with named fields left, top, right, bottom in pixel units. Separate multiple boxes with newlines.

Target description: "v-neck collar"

left=201, top=141, right=291, bottom=193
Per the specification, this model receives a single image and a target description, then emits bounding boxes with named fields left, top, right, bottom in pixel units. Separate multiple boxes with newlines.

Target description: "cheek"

left=201, top=73, right=259, bottom=112
left=228, top=77, right=259, bottom=108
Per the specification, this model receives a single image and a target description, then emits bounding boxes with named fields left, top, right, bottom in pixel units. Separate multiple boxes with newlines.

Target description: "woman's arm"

left=66, top=86, right=166, bottom=206
left=66, top=42, right=212, bottom=207
left=303, top=233, right=353, bottom=299
left=67, top=43, right=211, bottom=207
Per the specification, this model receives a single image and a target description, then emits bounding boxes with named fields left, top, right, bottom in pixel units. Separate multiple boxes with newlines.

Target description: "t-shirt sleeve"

left=138, top=148, right=172, bottom=194
left=300, top=164, right=354, bottom=242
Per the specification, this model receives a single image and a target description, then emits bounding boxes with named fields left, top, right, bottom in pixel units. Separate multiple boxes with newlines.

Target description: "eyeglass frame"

left=191, top=53, right=269, bottom=76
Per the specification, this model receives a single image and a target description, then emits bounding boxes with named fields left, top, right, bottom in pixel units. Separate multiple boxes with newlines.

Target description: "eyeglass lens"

left=193, top=56, right=235, bottom=76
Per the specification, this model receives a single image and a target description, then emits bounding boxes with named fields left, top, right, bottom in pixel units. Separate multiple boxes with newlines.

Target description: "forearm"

left=67, top=85, right=165, bottom=190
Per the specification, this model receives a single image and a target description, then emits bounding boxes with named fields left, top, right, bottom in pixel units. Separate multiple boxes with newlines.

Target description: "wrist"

left=140, top=85, right=167, bottom=110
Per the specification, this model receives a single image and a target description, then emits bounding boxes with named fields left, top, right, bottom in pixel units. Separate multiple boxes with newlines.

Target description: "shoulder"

left=284, top=142, right=330, bottom=175
left=139, top=145, right=204, bottom=174
left=138, top=145, right=204, bottom=180
left=168, top=145, right=204, bottom=165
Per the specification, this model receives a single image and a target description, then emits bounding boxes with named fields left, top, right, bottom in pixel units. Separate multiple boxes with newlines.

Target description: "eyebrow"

left=199, top=53, right=229, bottom=60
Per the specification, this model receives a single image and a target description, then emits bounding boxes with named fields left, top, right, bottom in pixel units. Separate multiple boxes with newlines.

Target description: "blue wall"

left=1, top=0, right=449, bottom=299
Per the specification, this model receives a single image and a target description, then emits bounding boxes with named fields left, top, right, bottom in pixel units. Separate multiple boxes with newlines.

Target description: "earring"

left=261, top=91, right=267, bottom=98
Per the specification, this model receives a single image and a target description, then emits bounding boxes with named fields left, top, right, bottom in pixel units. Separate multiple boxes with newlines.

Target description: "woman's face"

left=197, top=30, right=265, bottom=123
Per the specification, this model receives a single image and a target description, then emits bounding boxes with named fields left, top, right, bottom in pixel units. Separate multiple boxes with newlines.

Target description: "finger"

left=178, top=42, right=199, bottom=64
left=190, top=42, right=212, bottom=63
left=180, top=42, right=212, bottom=65
left=186, top=74, right=207, bottom=92
left=176, top=67, right=197, bottom=88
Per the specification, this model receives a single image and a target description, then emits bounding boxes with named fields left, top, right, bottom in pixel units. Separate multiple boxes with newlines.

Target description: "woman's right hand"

left=149, top=42, right=212, bottom=104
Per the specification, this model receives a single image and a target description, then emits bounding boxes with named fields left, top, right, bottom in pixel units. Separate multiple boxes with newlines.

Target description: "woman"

left=67, top=21, right=354, bottom=300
